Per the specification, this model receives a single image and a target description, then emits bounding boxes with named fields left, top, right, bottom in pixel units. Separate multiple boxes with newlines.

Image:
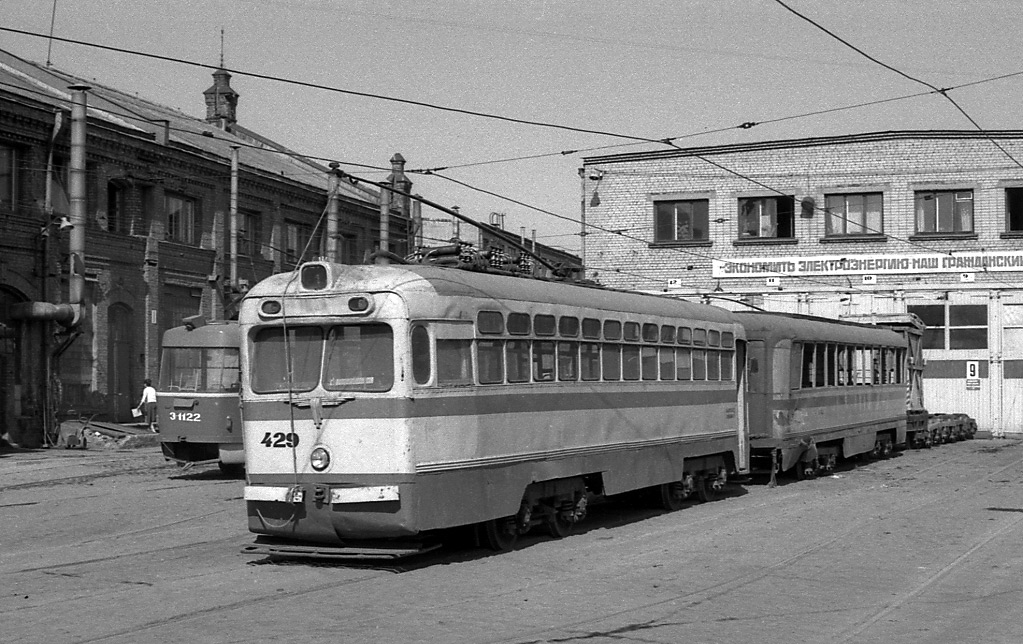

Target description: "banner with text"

left=712, top=250, right=1023, bottom=279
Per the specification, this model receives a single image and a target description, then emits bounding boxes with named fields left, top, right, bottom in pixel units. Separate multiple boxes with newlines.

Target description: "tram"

left=158, top=318, right=243, bottom=474
left=736, top=311, right=923, bottom=480
left=240, top=261, right=748, bottom=557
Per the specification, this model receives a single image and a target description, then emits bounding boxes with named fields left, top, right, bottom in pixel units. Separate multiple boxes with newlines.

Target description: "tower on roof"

left=203, top=66, right=239, bottom=128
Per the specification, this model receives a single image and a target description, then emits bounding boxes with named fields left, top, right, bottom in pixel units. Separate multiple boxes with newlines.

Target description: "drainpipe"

left=11, top=84, right=89, bottom=328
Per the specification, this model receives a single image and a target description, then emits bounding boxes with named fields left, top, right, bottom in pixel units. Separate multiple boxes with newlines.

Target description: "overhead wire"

left=4, top=26, right=1021, bottom=291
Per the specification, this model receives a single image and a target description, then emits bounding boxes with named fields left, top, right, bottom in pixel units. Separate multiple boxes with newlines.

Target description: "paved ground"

left=2, top=436, right=1022, bottom=644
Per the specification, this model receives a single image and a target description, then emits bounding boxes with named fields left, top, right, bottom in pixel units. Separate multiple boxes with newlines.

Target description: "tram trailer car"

left=158, top=320, right=244, bottom=475
left=735, top=311, right=923, bottom=481
left=240, top=261, right=749, bottom=556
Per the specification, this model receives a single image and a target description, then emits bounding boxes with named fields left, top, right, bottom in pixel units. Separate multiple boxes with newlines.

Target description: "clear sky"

left=3, top=0, right=1021, bottom=255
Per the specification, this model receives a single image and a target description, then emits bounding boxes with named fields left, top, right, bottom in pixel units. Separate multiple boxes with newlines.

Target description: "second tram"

left=158, top=319, right=243, bottom=474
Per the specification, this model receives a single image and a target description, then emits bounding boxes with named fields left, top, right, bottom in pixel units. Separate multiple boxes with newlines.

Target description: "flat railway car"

left=736, top=311, right=923, bottom=481
left=240, top=261, right=749, bottom=557
left=158, top=319, right=243, bottom=474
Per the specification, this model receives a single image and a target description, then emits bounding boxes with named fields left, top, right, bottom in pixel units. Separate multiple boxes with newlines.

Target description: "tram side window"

left=826, top=344, right=837, bottom=386
left=837, top=346, right=850, bottom=385
left=676, top=347, right=692, bottom=380
left=558, top=342, right=578, bottom=381
left=534, top=315, right=556, bottom=337
left=641, top=346, right=658, bottom=380
left=692, top=349, right=707, bottom=380
left=706, top=350, right=721, bottom=380
left=411, top=325, right=431, bottom=385
left=622, top=345, right=641, bottom=380
left=478, top=339, right=504, bottom=384
left=324, top=324, right=394, bottom=392
left=801, top=343, right=816, bottom=388
left=853, top=347, right=870, bottom=384
left=437, top=339, right=473, bottom=385
left=815, top=344, right=827, bottom=387
left=659, top=345, right=676, bottom=380
left=602, top=344, right=621, bottom=380
left=477, top=311, right=505, bottom=335
left=533, top=340, right=556, bottom=381
left=790, top=343, right=803, bottom=390
left=506, top=340, right=531, bottom=383
left=720, top=349, right=734, bottom=381
left=580, top=342, right=601, bottom=381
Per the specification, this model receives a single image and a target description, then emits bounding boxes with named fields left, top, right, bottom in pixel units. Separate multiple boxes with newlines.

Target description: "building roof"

left=0, top=47, right=378, bottom=204
left=583, top=129, right=1023, bottom=165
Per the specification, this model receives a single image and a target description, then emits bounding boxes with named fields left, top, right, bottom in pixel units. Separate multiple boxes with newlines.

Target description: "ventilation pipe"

left=12, top=84, right=89, bottom=328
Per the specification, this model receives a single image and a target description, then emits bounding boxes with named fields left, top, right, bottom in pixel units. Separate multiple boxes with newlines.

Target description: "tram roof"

left=246, top=263, right=741, bottom=325
left=733, top=311, right=907, bottom=346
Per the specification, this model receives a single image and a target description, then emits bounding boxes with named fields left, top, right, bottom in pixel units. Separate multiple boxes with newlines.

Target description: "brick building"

left=582, top=131, right=1023, bottom=436
left=0, top=48, right=410, bottom=445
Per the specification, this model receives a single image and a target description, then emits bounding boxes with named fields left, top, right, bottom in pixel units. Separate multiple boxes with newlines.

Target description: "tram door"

left=735, top=340, right=750, bottom=472
left=746, top=340, right=768, bottom=440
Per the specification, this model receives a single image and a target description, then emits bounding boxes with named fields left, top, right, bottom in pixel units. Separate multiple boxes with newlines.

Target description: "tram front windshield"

left=159, top=347, right=240, bottom=393
left=250, top=324, right=394, bottom=394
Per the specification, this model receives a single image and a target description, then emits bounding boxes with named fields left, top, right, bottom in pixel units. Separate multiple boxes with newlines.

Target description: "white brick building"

left=582, top=131, right=1023, bottom=436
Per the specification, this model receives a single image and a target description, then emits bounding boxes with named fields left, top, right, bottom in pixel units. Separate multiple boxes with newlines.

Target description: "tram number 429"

left=260, top=432, right=300, bottom=448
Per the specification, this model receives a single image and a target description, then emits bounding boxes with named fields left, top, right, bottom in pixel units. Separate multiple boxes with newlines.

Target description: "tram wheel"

left=794, top=462, right=814, bottom=480
left=480, top=517, right=519, bottom=551
left=545, top=511, right=573, bottom=539
left=658, top=481, right=687, bottom=511
left=696, top=477, right=717, bottom=503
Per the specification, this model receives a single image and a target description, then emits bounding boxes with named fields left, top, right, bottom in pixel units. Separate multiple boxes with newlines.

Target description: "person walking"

left=137, top=378, right=158, bottom=432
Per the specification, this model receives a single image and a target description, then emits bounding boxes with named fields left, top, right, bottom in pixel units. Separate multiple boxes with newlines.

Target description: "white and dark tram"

left=240, top=261, right=749, bottom=558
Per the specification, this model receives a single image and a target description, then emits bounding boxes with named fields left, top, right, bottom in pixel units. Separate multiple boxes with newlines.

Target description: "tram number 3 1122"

left=260, top=432, right=300, bottom=448
left=168, top=412, right=202, bottom=422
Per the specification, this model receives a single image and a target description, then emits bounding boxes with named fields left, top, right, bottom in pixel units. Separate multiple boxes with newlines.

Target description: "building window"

left=107, top=182, right=130, bottom=234
left=0, top=146, right=15, bottom=210
left=738, top=196, right=794, bottom=239
left=238, top=210, right=261, bottom=257
left=908, top=303, right=987, bottom=350
left=166, top=194, right=196, bottom=244
left=654, top=199, right=709, bottom=242
left=825, top=193, right=883, bottom=236
left=1006, top=187, right=1023, bottom=232
left=285, top=220, right=316, bottom=267
left=915, top=190, right=973, bottom=234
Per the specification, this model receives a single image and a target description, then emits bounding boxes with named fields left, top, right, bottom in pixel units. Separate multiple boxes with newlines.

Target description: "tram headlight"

left=310, top=447, right=331, bottom=472
left=348, top=296, right=369, bottom=312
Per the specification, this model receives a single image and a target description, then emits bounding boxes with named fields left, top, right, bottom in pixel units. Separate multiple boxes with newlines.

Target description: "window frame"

left=824, top=192, right=884, bottom=237
left=165, top=193, right=197, bottom=244
left=653, top=198, right=710, bottom=244
left=914, top=189, right=974, bottom=235
left=738, top=195, right=795, bottom=239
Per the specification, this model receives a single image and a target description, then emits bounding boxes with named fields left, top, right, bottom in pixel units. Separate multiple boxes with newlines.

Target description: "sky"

left=3, top=0, right=1022, bottom=256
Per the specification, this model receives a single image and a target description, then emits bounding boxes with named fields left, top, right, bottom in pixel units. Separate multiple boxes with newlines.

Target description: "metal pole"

left=229, top=145, right=239, bottom=286
left=327, top=162, right=340, bottom=263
